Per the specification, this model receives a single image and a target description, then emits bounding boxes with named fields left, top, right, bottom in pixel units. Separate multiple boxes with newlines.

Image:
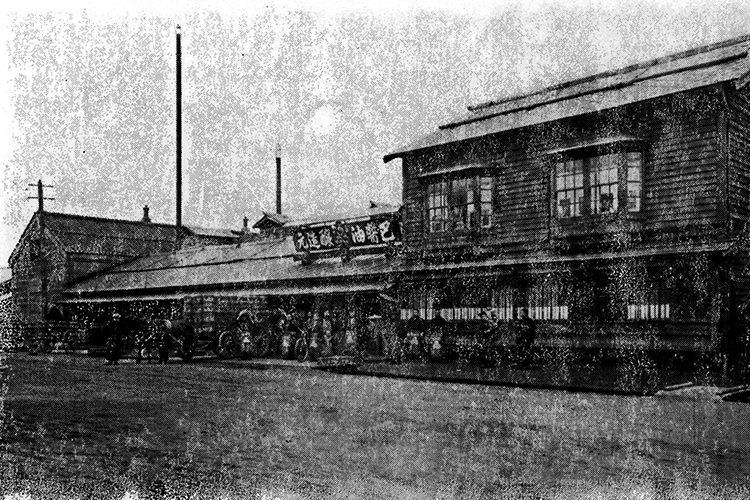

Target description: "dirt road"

left=2, top=354, right=749, bottom=499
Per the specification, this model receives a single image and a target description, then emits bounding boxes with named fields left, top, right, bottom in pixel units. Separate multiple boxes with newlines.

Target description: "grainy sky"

left=2, top=0, right=750, bottom=264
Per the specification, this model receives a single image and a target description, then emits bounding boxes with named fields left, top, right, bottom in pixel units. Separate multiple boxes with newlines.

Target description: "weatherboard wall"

left=400, top=88, right=727, bottom=257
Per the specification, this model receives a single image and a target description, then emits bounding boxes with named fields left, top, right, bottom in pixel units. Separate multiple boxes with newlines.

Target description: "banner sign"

left=293, top=212, right=402, bottom=253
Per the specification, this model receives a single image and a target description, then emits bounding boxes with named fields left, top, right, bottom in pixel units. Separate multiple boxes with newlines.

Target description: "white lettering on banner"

left=365, top=222, right=380, bottom=244
left=306, top=232, right=320, bottom=249
left=379, top=220, right=395, bottom=242
left=319, top=228, right=334, bottom=247
left=295, top=232, right=308, bottom=251
left=351, top=225, right=366, bottom=244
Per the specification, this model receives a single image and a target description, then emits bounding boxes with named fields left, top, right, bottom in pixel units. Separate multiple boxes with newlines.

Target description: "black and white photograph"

left=3, top=0, right=750, bottom=498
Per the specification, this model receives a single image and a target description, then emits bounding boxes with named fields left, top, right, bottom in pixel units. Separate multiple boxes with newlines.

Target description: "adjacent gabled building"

left=9, top=207, right=240, bottom=324
left=385, top=34, right=750, bottom=367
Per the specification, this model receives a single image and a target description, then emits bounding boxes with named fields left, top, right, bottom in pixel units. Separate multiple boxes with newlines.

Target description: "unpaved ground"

left=1, top=354, right=749, bottom=499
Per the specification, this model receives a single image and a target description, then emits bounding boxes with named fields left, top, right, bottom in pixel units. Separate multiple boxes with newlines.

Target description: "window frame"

left=423, top=170, right=495, bottom=234
left=551, top=142, right=644, bottom=222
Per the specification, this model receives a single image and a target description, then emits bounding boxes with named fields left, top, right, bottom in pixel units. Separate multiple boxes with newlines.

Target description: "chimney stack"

left=243, top=216, right=249, bottom=231
left=142, top=205, right=151, bottom=223
left=275, top=143, right=282, bottom=215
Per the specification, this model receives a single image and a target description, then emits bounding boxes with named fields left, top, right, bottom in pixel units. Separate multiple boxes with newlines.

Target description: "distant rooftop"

left=8, top=210, right=239, bottom=265
left=287, top=202, right=401, bottom=227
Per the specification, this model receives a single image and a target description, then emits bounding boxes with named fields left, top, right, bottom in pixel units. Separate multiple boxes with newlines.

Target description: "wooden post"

left=28, top=180, right=54, bottom=321
left=38, top=180, right=47, bottom=320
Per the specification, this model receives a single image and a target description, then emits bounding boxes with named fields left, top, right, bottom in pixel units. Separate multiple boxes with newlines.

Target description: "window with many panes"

left=427, top=181, right=449, bottom=233
left=426, top=175, right=494, bottom=233
left=554, top=149, right=643, bottom=219
left=556, top=159, right=584, bottom=218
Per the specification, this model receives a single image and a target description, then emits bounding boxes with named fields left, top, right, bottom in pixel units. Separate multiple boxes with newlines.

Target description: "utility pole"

left=276, top=143, right=282, bottom=215
left=28, top=180, right=55, bottom=321
left=176, top=24, right=183, bottom=229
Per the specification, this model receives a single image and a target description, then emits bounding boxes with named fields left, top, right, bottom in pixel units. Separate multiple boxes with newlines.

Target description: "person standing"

left=157, top=319, right=172, bottom=364
left=320, top=310, right=334, bottom=357
left=405, top=308, right=426, bottom=358
left=515, top=308, right=536, bottom=368
left=428, top=310, right=449, bottom=359
left=104, top=312, right=128, bottom=365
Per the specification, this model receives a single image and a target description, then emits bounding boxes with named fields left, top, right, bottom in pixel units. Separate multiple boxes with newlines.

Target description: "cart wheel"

left=216, top=331, right=237, bottom=359
left=39, top=340, right=53, bottom=354
left=180, top=349, right=194, bottom=362
left=294, top=338, right=309, bottom=362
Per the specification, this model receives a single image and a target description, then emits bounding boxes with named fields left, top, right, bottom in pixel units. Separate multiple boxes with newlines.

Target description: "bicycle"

left=216, top=312, right=272, bottom=359
left=293, top=324, right=315, bottom=362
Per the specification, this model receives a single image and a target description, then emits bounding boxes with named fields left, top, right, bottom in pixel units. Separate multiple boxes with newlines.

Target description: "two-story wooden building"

left=385, top=35, right=750, bottom=368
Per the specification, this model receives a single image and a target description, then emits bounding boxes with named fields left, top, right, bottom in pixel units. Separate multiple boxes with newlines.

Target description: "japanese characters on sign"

left=293, top=213, right=402, bottom=253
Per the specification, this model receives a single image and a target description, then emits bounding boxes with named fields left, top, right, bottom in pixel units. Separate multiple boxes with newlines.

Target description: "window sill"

left=426, top=227, right=494, bottom=237
left=553, top=212, right=644, bottom=236
left=556, top=211, right=644, bottom=223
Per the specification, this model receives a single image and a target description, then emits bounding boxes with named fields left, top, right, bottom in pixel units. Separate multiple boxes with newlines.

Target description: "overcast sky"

left=3, top=0, right=750, bottom=264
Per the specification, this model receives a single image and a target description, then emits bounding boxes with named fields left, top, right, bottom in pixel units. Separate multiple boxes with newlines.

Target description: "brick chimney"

left=142, top=205, right=151, bottom=223
left=243, top=216, right=249, bottom=232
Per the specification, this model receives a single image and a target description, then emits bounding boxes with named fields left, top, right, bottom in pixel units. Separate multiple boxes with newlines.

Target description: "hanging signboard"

left=293, top=212, right=402, bottom=253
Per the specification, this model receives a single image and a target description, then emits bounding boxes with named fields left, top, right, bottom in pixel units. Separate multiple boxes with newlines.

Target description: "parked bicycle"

left=216, top=309, right=282, bottom=359
left=293, top=325, right=314, bottom=362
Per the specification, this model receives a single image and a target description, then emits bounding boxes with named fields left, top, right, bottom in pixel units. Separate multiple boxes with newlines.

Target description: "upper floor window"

left=426, top=175, right=494, bottom=233
left=554, top=150, right=643, bottom=219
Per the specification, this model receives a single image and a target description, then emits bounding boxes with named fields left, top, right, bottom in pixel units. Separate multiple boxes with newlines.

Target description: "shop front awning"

left=398, top=241, right=732, bottom=276
left=62, top=280, right=388, bottom=304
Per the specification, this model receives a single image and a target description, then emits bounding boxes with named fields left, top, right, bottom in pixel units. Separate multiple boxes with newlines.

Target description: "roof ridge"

left=467, top=32, right=750, bottom=113
left=45, top=211, right=177, bottom=229
left=185, top=223, right=235, bottom=230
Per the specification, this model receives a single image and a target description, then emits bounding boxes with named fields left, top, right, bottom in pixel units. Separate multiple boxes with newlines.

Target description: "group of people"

left=393, top=307, right=536, bottom=367
left=103, top=313, right=176, bottom=365
left=102, top=304, right=537, bottom=366
left=237, top=305, right=344, bottom=357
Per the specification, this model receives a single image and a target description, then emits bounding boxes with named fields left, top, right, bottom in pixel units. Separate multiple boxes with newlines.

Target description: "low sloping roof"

left=65, top=235, right=397, bottom=299
left=385, top=34, right=750, bottom=161
left=399, top=241, right=732, bottom=276
left=184, top=225, right=239, bottom=239
left=64, top=232, right=729, bottom=301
